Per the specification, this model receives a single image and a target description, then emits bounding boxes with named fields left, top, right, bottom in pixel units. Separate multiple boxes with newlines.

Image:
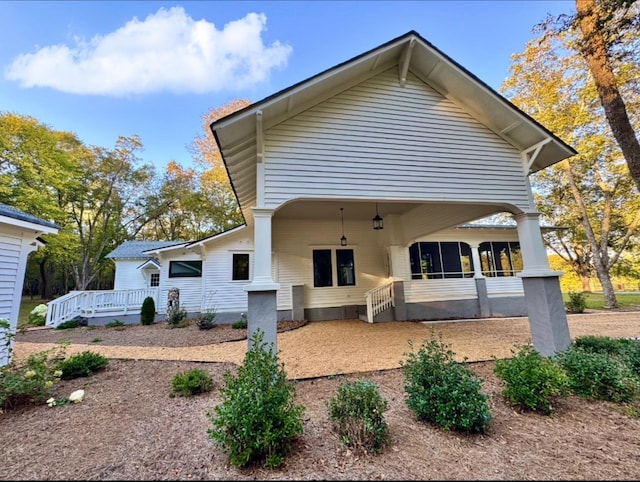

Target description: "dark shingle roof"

left=0, top=202, right=60, bottom=230
left=105, top=240, right=184, bottom=259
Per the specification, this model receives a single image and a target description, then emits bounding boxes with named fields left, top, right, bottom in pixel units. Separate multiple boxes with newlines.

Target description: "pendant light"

left=372, top=203, right=384, bottom=230
left=340, top=207, right=347, bottom=246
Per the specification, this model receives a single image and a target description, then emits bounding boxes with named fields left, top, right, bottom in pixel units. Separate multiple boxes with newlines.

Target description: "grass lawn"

left=562, top=291, right=640, bottom=310
left=18, top=296, right=51, bottom=328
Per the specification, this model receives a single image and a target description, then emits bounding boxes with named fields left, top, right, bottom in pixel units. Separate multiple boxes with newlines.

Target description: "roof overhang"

left=211, top=30, right=577, bottom=217
left=137, top=259, right=160, bottom=270
left=0, top=214, right=59, bottom=236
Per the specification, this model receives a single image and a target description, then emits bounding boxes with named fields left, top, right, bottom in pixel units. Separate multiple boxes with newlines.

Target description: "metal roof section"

left=136, top=259, right=161, bottom=270
left=211, top=30, right=577, bottom=217
left=105, top=240, right=185, bottom=259
left=0, top=202, right=60, bottom=232
left=186, top=224, right=248, bottom=249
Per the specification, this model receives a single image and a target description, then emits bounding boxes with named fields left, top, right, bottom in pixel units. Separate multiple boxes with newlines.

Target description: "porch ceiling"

left=274, top=199, right=502, bottom=238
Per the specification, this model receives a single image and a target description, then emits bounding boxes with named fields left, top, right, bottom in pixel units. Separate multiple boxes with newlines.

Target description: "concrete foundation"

left=247, top=289, right=278, bottom=350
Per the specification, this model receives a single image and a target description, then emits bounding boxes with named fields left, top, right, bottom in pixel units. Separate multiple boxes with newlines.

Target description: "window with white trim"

left=232, top=253, right=250, bottom=281
left=312, top=248, right=356, bottom=287
left=168, top=260, right=202, bottom=278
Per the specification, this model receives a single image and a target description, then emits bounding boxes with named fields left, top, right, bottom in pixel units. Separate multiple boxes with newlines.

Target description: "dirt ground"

left=2, top=313, right=640, bottom=480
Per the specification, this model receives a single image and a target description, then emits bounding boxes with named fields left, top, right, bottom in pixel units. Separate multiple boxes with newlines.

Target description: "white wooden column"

left=469, top=242, right=484, bottom=279
left=468, top=242, right=490, bottom=317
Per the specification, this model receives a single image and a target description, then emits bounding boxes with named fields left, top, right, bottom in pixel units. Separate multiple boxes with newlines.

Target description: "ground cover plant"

left=170, top=368, right=214, bottom=397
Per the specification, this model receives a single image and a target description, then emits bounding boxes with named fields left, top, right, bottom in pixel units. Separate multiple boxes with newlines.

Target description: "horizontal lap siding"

left=0, top=233, right=20, bottom=320
left=264, top=69, right=529, bottom=209
left=202, top=235, right=253, bottom=313
left=405, top=279, right=477, bottom=303
left=274, top=219, right=388, bottom=309
left=158, top=252, right=203, bottom=313
left=486, top=277, right=524, bottom=297
left=113, top=260, right=147, bottom=290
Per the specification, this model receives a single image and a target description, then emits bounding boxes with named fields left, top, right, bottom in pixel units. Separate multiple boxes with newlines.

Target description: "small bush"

left=170, top=368, right=214, bottom=397
left=401, top=332, right=491, bottom=433
left=232, top=313, right=248, bottom=329
left=555, top=345, right=639, bottom=403
left=28, top=304, right=48, bottom=326
left=565, top=291, right=586, bottom=313
left=573, top=335, right=640, bottom=377
left=57, top=351, right=109, bottom=380
left=196, top=308, right=217, bottom=331
left=494, top=345, right=569, bottom=415
left=0, top=346, right=65, bottom=410
left=166, top=305, right=188, bottom=328
left=105, top=320, right=125, bottom=328
left=140, top=296, right=156, bottom=326
left=328, top=378, right=390, bottom=454
left=55, top=318, right=80, bottom=330
left=207, top=330, right=305, bottom=468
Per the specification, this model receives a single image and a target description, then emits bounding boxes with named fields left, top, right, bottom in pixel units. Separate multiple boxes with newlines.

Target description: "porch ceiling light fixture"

left=340, top=207, right=347, bottom=246
left=372, top=203, right=384, bottom=230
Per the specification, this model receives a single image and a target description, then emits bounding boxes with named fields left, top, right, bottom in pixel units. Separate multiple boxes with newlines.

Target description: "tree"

left=503, top=33, right=640, bottom=308
left=540, top=0, right=640, bottom=191
left=189, top=99, right=250, bottom=231
left=65, top=135, right=154, bottom=290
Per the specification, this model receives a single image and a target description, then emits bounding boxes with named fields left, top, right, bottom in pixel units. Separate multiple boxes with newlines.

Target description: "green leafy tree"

left=503, top=30, right=640, bottom=308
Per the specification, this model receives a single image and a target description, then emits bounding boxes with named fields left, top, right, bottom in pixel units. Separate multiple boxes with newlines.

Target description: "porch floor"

left=13, top=311, right=639, bottom=380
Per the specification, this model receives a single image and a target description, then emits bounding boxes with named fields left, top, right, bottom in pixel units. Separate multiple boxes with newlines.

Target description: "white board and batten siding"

left=273, top=218, right=389, bottom=310
left=112, top=260, right=147, bottom=291
left=263, top=69, right=533, bottom=211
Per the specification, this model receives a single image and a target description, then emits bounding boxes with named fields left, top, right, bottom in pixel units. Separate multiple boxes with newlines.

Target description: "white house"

left=49, top=31, right=577, bottom=357
left=0, top=203, right=59, bottom=366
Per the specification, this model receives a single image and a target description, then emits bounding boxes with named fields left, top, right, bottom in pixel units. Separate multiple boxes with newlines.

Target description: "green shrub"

left=196, top=308, right=217, bottom=331
left=57, top=351, right=109, bottom=380
left=140, top=296, right=156, bottom=325
left=565, top=291, right=586, bottom=313
left=494, top=345, right=569, bottom=415
left=55, top=318, right=80, bottom=330
left=105, top=320, right=125, bottom=329
left=0, top=346, right=65, bottom=410
left=232, top=313, right=247, bottom=329
left=555, top=345, right=639, bottom=403
left=401, top=332, right=491, bottom=433
left=328, top=378, right=390, bottom=454
left=170, top=368, right=214, bottom=397
left=166, top=305, right=188, bottom=328
left=207, top=330, right=305, bottom=468
left=573, top=335, right=640, bottom=377
left=28, top=304, right=48, bottom=326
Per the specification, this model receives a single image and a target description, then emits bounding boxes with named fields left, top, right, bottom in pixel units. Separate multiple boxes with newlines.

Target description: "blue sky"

left=1, top=0, right=575, bottom=172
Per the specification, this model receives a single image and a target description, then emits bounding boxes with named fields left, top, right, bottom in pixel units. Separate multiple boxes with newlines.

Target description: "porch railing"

left=46, top=288, right=159, bottom=328
left=364, top=281, right=395, bottom=323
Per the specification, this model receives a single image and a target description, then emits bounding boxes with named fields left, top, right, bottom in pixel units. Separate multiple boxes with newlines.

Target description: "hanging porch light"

left=340, top=207, right=347, bottom=246
left=372, top=203, right=384, bottom=230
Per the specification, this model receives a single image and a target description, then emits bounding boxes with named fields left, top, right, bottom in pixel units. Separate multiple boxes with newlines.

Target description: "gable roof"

left=0, top=202, right=59, bottom=233
left=105, top=240, right=185, bottom=259
left=211, top=30, right=577, bottom=215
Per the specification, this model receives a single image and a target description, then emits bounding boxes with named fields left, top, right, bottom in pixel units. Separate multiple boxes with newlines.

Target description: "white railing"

left=364, top=281, right=395, bottom=323
left=46, top=288, right=159, bottom=328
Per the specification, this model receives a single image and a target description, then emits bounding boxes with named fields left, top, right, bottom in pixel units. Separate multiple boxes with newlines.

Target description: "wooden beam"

left=398, top=38, right=415, bottom=87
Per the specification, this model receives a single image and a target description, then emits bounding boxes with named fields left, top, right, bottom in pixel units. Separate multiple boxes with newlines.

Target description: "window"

left=232, top=253, right=250, bottom=281
left=168, top=260, right=202, bottom=278
left=336, top=249, right=356, bottom=286
left=313, top=248, right=356, bottom=287
left=409, top=242, right=474, bottom=279
left=150, top=272, right=160, bottom=287
left=479, top=241, right=522, bottom=277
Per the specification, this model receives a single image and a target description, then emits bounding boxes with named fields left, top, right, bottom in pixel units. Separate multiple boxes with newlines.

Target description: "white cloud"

left=4, top=7, right=292, bottom=96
